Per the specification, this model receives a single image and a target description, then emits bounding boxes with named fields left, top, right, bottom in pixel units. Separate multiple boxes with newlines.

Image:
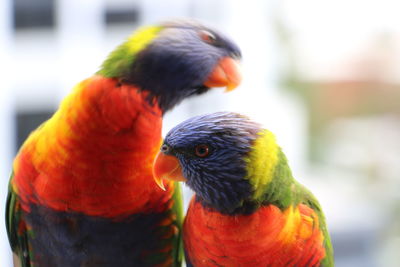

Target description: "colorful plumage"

left=6, top=20, right=242, bottom=267
left=153, top=112, right=334, bottom=267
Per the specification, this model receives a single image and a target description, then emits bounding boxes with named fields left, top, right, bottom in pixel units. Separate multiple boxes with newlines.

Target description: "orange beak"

left=152, top=151, right=186, bottom=191
left=204, top=57, right=242, bottom=92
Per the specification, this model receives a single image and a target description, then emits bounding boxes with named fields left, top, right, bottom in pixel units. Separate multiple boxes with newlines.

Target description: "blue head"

left=154, top=112, right=262, bottom=214
left=99, top=19, right=242, bottom=113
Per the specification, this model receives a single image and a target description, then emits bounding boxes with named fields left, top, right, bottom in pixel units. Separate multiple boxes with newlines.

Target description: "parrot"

left=6, top=20, right=242, bottom=267
left=153, top=112, right=334, bottom=267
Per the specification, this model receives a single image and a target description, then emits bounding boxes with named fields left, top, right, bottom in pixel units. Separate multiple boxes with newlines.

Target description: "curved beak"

left=204, top=57, right=242, bottom=92
left=152, top=151, right=186, bottom=191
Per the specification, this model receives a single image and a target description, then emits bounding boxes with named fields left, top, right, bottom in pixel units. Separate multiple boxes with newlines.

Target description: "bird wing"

left=299, top=184, right=334, bottom=267
left=6, top=172, right=31, bottom=267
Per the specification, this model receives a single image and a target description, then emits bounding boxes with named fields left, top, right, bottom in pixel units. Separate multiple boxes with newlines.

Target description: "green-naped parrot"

left=6, top=21, right=242, bottom=267
left=153, top=112, right=334, bottom=267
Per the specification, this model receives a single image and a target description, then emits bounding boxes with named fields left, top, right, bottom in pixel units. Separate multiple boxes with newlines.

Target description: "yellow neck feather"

left=244, top=129, right=280, bottom=200
left=126, top=26, right=162, bottom=54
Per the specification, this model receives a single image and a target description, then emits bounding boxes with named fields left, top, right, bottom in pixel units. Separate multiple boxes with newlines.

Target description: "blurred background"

left=1, top=0, right=400, bottom=266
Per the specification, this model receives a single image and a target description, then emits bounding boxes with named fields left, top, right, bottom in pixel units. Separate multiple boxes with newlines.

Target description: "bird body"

left=7, top=21, right=241, bottom=267
left=9, top=76, right=179, bottom=267
left=13, top=77, right=165, bottom=217
left=153, top=112, right=334, bottom=267
left=184, top=198, right=326, bottom=267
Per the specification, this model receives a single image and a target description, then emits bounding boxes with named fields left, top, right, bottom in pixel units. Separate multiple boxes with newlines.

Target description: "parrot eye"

left=199, top=30, right=217, bottom=44
left=161, top=144, right=170, bottom=154
left=194, top=144, right=210, bottom=158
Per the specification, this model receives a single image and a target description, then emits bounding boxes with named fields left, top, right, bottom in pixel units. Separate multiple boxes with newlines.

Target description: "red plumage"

left=13, top=76, right=175, bottom=218
left=184, top=197, right=326, bottom=267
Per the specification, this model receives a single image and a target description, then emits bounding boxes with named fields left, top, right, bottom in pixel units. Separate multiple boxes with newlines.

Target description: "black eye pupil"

left=161, top=144, right=169, bottom=153
left=195, top=145, right=209, bottom=157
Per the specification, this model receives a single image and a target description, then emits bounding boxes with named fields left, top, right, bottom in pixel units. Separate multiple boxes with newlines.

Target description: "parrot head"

left=153, top=112, right=291, bottom=215
left=98, top=20, right=242, bottom=112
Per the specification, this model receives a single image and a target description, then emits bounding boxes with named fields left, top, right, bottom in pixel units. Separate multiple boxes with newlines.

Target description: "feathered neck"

left=244, top=130, right=296, bottom=210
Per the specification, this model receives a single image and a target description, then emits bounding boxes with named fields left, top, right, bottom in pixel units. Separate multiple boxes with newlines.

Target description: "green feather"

left=97, top=26, right=162, bottom=78
left=171, top=182, right=184, bottom=267
left=245, top=131, right=334, bottom=266
left=299, top=186, right=334, bottom=267
left=6, top=172, right=31, bottom=267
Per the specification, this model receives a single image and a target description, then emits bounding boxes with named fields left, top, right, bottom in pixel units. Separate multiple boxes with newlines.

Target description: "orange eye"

left=195, top=144, right=210, bottom=158
left=199, top=30, right=216, bottom=44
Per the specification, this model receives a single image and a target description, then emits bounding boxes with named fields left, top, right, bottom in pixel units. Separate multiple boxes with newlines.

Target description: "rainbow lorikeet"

left=6, top=21, right=242, bottom=267
left=153, top=112, right=334, bottom=267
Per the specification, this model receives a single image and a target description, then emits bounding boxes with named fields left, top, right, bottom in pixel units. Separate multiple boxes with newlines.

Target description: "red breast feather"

left=12, top=76, right=175, bottom=217
left=184, top=197, right=326, bottom=267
